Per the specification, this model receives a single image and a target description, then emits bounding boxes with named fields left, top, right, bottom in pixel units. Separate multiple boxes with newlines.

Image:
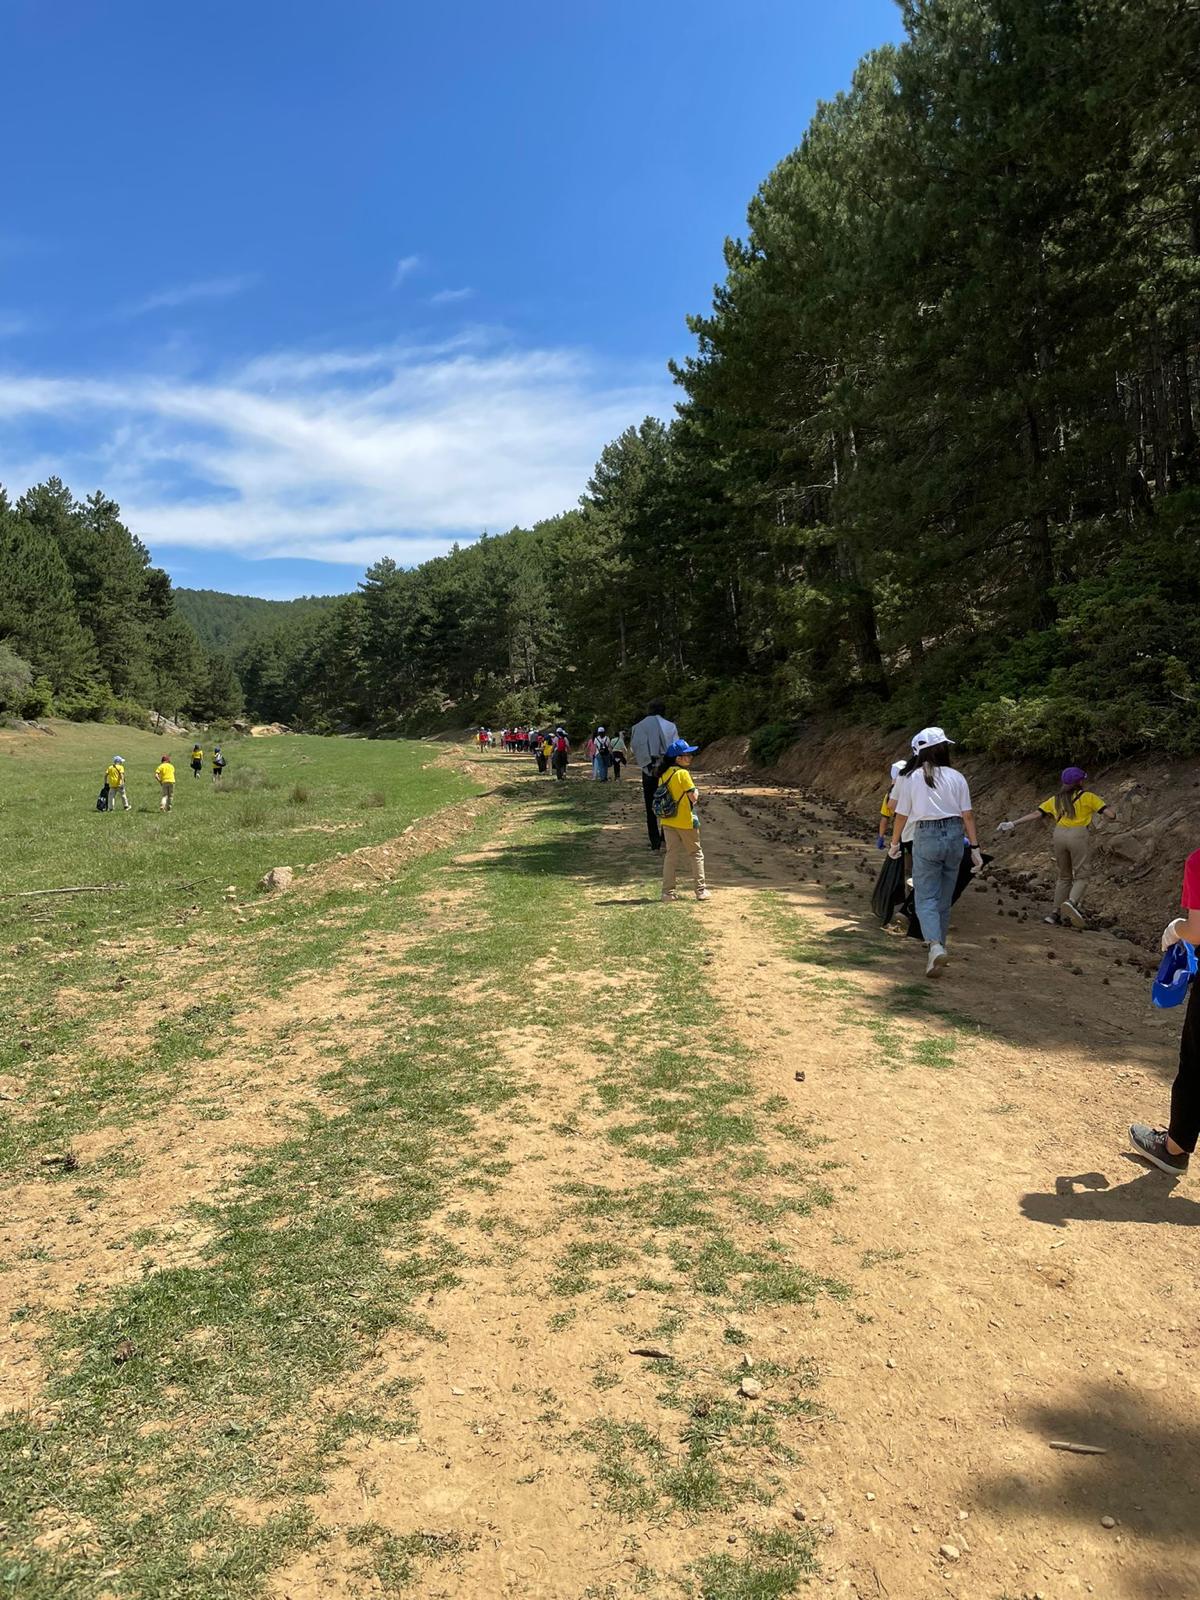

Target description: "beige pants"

left=1053, top=825, right=1091, bottom=909
left=662, top=827, right=706, bottom=895
left=159, top=781, right=174, bottom=811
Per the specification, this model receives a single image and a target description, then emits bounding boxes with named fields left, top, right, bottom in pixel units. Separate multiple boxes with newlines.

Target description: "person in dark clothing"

left=629, top=700, right=678, bottom=851
left=1130, top=848, right=1200, bottom=1175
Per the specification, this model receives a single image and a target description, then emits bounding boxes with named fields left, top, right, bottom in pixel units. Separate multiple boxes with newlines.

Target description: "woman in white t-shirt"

left=888, top=726, right=982, bottom=978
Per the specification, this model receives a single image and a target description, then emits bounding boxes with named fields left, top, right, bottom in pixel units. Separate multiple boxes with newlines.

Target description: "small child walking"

left=155, top=753, right=176, bottom=811
left=212, top=745, right=226, bottom=783
left=655, top=739, right=710, bottom=902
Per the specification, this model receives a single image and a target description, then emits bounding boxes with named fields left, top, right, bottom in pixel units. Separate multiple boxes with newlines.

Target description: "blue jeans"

left=593, top=756, right=609, bottom=781
left=911, top=817, right=963, bottom=947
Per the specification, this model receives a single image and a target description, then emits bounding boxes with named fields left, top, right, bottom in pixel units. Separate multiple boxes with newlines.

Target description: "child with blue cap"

left=1129, top=846, right=1200, bottom=1175
left=653, top=739, right=710, bottom=902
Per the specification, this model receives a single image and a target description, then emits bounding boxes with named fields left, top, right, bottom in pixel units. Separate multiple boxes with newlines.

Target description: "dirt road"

left=292, top=758, right=1198, bottom=1600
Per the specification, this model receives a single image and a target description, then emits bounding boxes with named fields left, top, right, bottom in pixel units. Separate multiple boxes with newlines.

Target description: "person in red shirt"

left=1129, top=847, right=1200, bottom=1175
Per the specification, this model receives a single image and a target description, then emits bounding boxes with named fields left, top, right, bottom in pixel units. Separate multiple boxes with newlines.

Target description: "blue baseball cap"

left=665, top=738, right=699, bottom=758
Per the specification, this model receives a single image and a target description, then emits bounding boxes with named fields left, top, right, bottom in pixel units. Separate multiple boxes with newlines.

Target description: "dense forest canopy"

left=0, top=480, right=241, bottom=726
left=3, top=0, right=1199, bottom=757
left=174, top=589, right=342, bottom=655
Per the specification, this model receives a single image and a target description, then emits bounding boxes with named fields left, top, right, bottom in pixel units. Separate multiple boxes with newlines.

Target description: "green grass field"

left=0, top=722, right=479, bottom=930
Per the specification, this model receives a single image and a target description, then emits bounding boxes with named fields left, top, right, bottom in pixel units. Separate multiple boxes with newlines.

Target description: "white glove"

left=1162, top=917, right=1187, bottom=952
left=970, top=848, right=984, bottom=873
left=995, top=820, right=1016, bottom=835
left=887, top=843, right=902, bottom=860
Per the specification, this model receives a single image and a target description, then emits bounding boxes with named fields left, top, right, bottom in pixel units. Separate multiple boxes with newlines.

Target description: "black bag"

left=871, top=852, right=906, bottom=925
left=97, top=785, right=110, bottom=811
left=901, top=843, right=991, bottom=939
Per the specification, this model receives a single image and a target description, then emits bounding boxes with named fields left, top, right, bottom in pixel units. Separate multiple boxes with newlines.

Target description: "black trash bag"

left=871, top=851, right=907, bottom=926
left=96, top=784, right=110, bottom=812
left=903, top=843, right=992, bottom=939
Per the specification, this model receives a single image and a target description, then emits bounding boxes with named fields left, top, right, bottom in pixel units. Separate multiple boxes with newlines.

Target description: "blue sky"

left=0, top=0, right=901, bottom=599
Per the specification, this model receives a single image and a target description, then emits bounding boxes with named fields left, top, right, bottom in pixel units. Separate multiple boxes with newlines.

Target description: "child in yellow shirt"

left=996, top=765, right=1113, bottom=926
left=655, top=739, right=710, bottom=902
left=155, top=755, right=176, bottom=812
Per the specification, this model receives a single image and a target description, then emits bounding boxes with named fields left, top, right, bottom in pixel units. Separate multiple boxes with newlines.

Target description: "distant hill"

left=174, top=588, right=344, bottom=653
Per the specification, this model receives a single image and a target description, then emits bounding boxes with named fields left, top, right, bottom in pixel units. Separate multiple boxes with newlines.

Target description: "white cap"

left=911, top=725, right=954, bottom=753
left=890, top=759, right=905, bottom=781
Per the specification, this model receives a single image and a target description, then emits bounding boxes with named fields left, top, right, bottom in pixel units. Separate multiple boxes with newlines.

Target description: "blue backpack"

left=652, top=768, right=680, bottom=820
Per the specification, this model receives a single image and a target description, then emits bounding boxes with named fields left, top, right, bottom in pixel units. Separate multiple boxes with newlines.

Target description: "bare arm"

left=962, top=808, right=979, bottom=849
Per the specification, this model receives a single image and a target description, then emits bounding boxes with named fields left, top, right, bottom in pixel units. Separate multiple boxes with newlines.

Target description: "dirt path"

left=309, top=759, right=1198, bottom=1600
left=694, top=772, right=1200, bottom=1600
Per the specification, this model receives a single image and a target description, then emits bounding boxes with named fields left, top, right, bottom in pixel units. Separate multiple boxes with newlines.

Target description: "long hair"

left=1054, top=781, right=1084, bottom=821
left=901, top=742, right=954, bottom=789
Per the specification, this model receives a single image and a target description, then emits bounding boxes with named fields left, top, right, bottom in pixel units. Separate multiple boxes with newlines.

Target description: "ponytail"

left=1054, top=783, right=1083, bottom=822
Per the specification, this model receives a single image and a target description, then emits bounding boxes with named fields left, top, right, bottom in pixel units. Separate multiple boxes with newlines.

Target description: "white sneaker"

left=695, top=889, right=711, bottom=901
left=925, top=942, right=948, bottom=977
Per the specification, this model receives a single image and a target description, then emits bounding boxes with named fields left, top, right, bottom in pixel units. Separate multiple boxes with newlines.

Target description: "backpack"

left=554, top=736, right=568, bottom=754
left=652, top=768, right=680, bottom=820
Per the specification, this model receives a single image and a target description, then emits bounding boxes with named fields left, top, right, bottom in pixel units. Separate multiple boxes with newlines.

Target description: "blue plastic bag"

left=1151, top=939, right=1197, bottom=1009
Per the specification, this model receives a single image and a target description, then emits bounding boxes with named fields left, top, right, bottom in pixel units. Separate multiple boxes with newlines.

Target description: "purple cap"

left=1061, top=766, right=1088, bottom=786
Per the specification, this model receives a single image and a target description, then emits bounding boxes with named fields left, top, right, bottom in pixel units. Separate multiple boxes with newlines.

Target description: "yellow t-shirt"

left=661, top=766, right=698, bottom=830
left=191, top=748, right=203, bottom=762
left=1039, top=791, right=1106, bottom=828
left=105, top=764, right=121, bottom=788
left=541, top=740, right=552, bottom=758
left=880, top=792, right=896, bottom=820
left=155, top=762, right=176, bottom=784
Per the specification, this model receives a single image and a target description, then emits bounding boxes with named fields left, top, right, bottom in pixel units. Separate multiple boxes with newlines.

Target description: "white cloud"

left=0, top=314, right=33, bottom=338
left=429, top=287, right=474, bottom=306
left=118, top=275, right=257, bottom=318
left=391, top=254, right=421, bottom=288
left=0, top=335, right=674, bottom=567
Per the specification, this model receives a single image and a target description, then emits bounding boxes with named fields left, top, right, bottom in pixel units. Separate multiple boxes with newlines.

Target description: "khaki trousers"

left=662, top=826, right=706, bottom=894
left=1052, top=825, right=1091, bottom=909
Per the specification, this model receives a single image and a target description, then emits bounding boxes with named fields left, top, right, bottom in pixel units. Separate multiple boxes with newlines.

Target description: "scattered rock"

left=258, top=866, right=295, bottom=894
left=794, top=1070, right=806, bottom=1082
left=739, top=1377, right=762, bottom=1399
left=1100, top=1514, right=1117, bottom=1529
left=792, top=1506, right=807, bottom=1522
left=939, top=1543, right=961, bottom=1562
left=740, top=1352, right=754, bottom=1370
left=450, top=1386, right=466, bottom=1396
left=886, top=1357, right=897, bottom=1369
left=112, top=1338, right=137, bottom=1365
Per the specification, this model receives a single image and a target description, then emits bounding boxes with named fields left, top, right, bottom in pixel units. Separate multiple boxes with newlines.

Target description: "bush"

left=361, top=789, right=386, bottom=809
left=54, top=688, right=150, bottom=728
left=288, top=784, right=309, bottom=805
left=0, top=644, right=33, bottom=713
left=236, top=801, right=269, bottom=829
left=749, top=722, right=799, bottom=768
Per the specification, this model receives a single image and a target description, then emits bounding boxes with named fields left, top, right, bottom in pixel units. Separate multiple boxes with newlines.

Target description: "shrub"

left=227, top=768, right=278, bottom=792
left=749, top=722, right=798, bottom=768
left=361, top=789, right=386, bottom=809
left=288, top=784, right=309, bottom=805
left=236, top=801, right=269, bottom=829
left=0, top=644, right=33, bottom=713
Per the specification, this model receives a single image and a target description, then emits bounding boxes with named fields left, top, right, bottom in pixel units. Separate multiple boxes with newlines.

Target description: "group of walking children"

left=879, top=730, right=1117, bottom=976
left=96, top=746, right=226, bottom=814
left=585, top=727, right=628, bottom=781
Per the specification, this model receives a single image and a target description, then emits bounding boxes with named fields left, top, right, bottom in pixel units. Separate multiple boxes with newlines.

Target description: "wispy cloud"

left=0, top=313, right=33, bottom=339
left=429, top=287, right=474, bottom=306
left=391, top=254, right=421, bottom=288
left=0, top=334, right=673, bottom=567
left=118, top=274, right=257, bottom=319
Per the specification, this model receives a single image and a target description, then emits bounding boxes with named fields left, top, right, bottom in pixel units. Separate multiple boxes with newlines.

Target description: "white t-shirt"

left=894, top=766, right=972, bottom=824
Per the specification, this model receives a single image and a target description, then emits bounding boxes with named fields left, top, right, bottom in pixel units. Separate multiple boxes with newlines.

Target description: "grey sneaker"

left=660, top=891, right=678, bottom=903
left=695, top=889, right=711, bottom=902
left=1062, top=900, right=1087, bottom=929
left=1129, top=1123, right=1189, bottom=1174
